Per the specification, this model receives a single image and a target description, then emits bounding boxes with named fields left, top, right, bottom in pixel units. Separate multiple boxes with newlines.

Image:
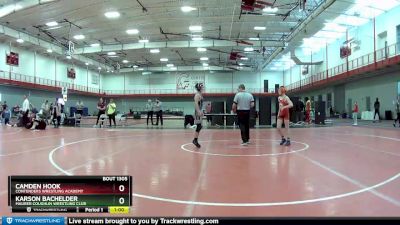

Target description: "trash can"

left=385, top=110, right=392, bottom=120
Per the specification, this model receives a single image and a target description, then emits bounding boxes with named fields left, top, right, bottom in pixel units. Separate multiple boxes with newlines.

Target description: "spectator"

left=305, top=97, right=311, bottom=124
left=107, top=99, right=117, bottom=127
left=205, top=102, right=212, bottom=124
left=154, top=99, right=163, bottom=126
left=52, top=99, right=62, bottom=128
left=13, top=105, right=20, bottom=117
left=2, top=101, right=7, bottom=112
left=0, top=101, right=3, bottom=124
left=394, top=95, right=400, bottom=127
left=353, top=101, right=359, bottom=126
left=146, top=99, right=154, bottom=126
left=94, top=98, right=106, bottom=127
left=22, top=95, right=30, bottom=113
left=76, top=100, right=84, bottom=115
left=295, top=99, right=304, bottom=122
left=373, top=98, right=381, bottom=122
left=2, top=105, right=11, bottom=126
left=13, top=110, right=30, bottom=127
left=28, top=112, right=47, bottom=130
left=41, top=100, right=50, bottom=121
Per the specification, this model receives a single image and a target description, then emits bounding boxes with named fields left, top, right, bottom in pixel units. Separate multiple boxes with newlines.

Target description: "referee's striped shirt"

left=233, top=91, right=254, bottom=110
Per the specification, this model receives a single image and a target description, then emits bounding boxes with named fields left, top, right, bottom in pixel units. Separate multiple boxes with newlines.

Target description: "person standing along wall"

left=146, top=99, right=154, bottom=126
left=154, top=99, right=163, bottom=126
left=52, top=99, right=62, bottom=128
left=305, top=97, right=311, bottom=124
left=373, top=98, right=381, bottom=122
left=22, top=95, right=30, bottom=114
left=41, top=100, right=50, bottom=121
left=107, top=99, right=117, bottom=127
left=353, top=101, right=359, bottom=126
left=393, top=95, right=400, bottom=127
left=205, top=102, right=212, bottom=124
left=94, top=98, right=106, bottom=127
left=2, top=105, right=11, bottom=126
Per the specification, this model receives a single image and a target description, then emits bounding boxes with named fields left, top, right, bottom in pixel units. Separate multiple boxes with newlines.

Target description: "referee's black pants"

left=237, top=110, right=250, bottom=143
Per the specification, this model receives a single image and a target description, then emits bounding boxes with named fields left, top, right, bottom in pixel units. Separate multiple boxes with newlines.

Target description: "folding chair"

left=99, top=114, right=107, bottom=128
left=116, top=114, right=128, bottom=127
left=74, top=113, right=82, bottom=127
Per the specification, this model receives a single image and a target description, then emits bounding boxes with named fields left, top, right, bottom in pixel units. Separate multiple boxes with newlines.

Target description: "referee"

left=232, top=84, right=255, bottom=146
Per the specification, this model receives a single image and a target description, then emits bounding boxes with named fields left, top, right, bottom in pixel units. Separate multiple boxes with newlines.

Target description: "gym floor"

left=0, top=124, right=400, bottom=216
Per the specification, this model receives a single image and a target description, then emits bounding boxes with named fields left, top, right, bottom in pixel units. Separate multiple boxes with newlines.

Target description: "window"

left=398, top=81, right=400, bottom=96
left=397, top=25, right=400, bottom=52
left=91, top=74, right=99, bottom=85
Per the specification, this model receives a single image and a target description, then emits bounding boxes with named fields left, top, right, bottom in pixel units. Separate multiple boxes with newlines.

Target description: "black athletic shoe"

left=193, top=139, right=201, bottom=148
left=280, top=138, right=286, bottom=145
left=284, top=139, right=291, bottom=146
left=394, top=123, right=396, bottom=127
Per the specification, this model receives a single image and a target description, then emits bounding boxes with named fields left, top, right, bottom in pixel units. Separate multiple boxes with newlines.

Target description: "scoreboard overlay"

left=8, top=176, right=132, bottom=213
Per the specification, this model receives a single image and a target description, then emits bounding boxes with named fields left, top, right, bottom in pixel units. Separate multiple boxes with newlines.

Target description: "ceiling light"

left=263, top=7, right=278, bottom=13
left=85, top=62, right=89, bottom=66
left=122, top=60, right=129, bottom=64
left=181, top=6, right=197, bottom=12
left=90, top=43, right=100, bottom=47
left=139, top=39, right=149, bottom=43
left=254, top=26, right=266, bottom=31
left=73, top=34, right=85, bottom=40
left=138, top=68, right=144, bottom=71
left=160, top=58, right=168, bottom=62
left=241, top=57, right=249, bottom=60
left=200, top=57, right=209, bottom=61
left=170, top=67, right=177, bottom=70
left=249, top=37, right=260, bottom=41
left=244, top=47, right=254, bottom=52
left=98, top=67, right=102, bottom=70
left=133, top=65, right=139, bottom=68
left=150, top=49, right=160, bottom=53
left=166, top=64, right=174, bottom=67
left=189, top=25, right=202, bottom=32
left=197, top=47, right=207, bottom=52
left=126, top=29, right=139, bottom=35
left=46, top=21, right=58, bottom=27
left=239, top=63, right=244, bottom=66
left=202, top=63, right=209, bottom=67
left=107, top=52, right=116, bottom=56
left=104, top=11, right=120, bottom=19
left=66, top=56, right=72, bottom=59
left=108, top=55, right=119, bottom=58
left=46, top=49, right=53, bottom=53
left=192, top=37, right=203, bottom=41
left=16, top=38, right=24, bottom=43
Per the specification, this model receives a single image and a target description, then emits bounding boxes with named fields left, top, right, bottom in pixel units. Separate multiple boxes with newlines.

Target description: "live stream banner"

left=8, top=176, right=132, bottom=213
left=66, top=218, right=400, bottom=225
left=2, top=217, right=400, bottom=225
